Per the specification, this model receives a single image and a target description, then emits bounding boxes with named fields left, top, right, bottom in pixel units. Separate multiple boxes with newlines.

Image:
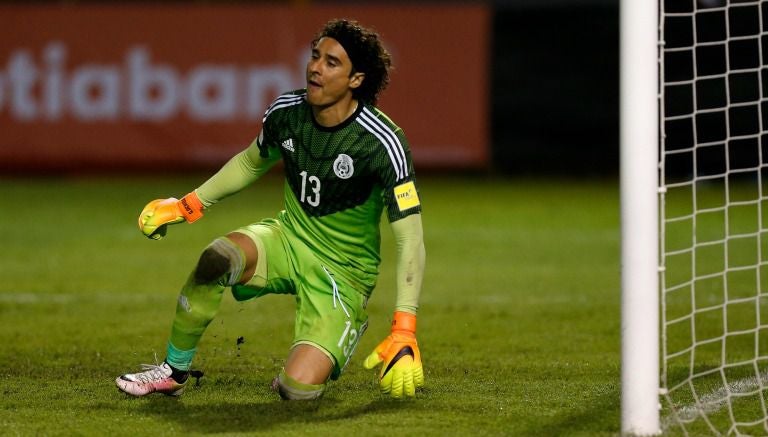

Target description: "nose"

left=307, top=57, right=321, bottom=75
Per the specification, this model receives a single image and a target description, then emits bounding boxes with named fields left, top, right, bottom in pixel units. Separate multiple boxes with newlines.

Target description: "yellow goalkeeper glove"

left=138, top=192, right=204, bottom=240
left=363, top=311, right=424, bottom=399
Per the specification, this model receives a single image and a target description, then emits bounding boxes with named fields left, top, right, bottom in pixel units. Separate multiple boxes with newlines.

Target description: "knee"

left=193, top=238, right=246, bottom=285
left=272, top=370, right=326, bottom=401
left=193, top=247, right=229, bottom=284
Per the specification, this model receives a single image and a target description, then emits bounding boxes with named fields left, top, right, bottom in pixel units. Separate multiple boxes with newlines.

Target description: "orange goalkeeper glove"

left=138, top=192, right=204, bottom=240
left=363, top=311, right=424, bottom=399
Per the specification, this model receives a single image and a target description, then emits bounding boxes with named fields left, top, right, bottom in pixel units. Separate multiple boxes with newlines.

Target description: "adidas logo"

left=281, top=138, right=295, bottom=152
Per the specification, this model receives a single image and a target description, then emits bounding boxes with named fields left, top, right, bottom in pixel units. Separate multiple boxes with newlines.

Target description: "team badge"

left=333, top=154, right=354, bottom=179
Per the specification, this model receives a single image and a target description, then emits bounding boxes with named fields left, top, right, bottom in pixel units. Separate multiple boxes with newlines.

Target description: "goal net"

left=660, top=0, right=768, bottom=435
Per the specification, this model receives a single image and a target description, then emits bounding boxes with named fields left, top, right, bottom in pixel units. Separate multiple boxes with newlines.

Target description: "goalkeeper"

left=115, top=19, right=426, bottom=400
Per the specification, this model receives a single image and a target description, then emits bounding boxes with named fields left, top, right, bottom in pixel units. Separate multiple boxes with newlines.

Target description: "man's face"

left=306, top=37, right=362, bottom=107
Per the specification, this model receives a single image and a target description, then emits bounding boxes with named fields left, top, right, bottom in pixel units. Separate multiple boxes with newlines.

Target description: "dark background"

left=491, top=1, right=618, bottom=176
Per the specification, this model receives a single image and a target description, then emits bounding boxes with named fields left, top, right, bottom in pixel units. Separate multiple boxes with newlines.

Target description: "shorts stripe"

left=323, top=266, right=350, bottom=318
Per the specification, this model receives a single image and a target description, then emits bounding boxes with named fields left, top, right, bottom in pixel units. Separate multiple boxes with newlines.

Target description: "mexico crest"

left=333, top=154, right=354, bottom=179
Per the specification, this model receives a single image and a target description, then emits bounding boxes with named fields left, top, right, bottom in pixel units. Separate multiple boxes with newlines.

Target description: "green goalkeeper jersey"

left=256, top=90, right=421, bottom=292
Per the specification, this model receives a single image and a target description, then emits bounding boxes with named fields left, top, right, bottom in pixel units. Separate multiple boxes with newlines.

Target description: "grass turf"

left=0, top=175, right=622, bottom=436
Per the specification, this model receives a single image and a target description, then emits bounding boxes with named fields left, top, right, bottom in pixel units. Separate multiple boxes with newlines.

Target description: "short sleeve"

left=375, top=129, right=422, bottom=223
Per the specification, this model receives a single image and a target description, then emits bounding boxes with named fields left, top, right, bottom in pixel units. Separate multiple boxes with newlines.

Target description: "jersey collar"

left=308, top=99, right=365, bottom=133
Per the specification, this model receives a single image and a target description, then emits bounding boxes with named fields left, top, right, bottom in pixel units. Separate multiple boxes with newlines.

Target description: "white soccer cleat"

left=115, top=362, right=186, bottom=397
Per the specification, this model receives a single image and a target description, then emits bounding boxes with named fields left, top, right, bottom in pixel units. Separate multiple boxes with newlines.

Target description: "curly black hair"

left=312, top=19, right=392, bottom=105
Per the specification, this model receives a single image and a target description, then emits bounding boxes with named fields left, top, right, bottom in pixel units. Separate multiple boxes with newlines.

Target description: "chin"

left=307, top=96, right=335, bottom=109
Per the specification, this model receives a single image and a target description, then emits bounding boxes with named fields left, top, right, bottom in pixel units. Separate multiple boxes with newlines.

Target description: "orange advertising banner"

left=0, top=4, right=489, bottom=173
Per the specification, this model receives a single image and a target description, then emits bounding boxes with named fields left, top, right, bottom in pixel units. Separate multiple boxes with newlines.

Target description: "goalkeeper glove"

left=138, top=192, right=204, bottom=240
left=363, top=311, right=424, bottom=399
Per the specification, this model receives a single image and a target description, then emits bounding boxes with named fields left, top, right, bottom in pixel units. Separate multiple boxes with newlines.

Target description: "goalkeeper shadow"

left=135, top=388, right=417, bottom=433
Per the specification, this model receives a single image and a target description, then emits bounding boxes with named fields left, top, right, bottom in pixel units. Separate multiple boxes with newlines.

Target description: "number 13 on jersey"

left=299, top=171, right=321, bottom=207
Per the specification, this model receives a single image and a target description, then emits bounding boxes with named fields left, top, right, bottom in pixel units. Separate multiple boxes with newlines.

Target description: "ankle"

left=165, top=361, right=189, bottom=383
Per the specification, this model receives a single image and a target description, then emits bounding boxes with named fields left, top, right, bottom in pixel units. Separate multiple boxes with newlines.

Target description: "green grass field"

left=0, top=175, right=624, bottom=436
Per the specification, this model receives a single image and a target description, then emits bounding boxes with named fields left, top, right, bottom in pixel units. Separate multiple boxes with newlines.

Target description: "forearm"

left=195, top=138, right=277, bottom=207
left=391, top=214, right=426, bottom=315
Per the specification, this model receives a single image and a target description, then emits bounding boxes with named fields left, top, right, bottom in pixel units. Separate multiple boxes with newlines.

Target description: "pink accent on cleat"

left=115, top=362, right=186, bottom=397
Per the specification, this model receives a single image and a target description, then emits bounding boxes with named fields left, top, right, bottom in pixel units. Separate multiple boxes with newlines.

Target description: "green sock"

left=166, top=341, right=196, bottom=372
left=167, top=273, right=226, bottom=363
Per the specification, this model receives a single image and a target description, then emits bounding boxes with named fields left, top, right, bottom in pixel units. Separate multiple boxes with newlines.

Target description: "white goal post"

left=620, top=0, right=661, bottom=434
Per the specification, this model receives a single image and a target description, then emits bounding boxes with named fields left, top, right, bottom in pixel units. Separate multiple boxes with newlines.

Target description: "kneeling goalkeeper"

left=115, top=18, right=426, bottom=400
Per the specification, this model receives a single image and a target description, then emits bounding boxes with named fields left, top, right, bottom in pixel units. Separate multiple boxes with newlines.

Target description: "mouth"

left=307, top=78, right=322, bottom=89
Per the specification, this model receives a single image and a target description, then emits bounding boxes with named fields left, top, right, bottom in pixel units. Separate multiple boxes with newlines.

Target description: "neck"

left=312, top=96, right=358, bottom=127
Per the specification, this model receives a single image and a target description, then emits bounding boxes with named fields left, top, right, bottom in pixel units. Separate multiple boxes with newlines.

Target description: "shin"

left=167, top=237, right=247, bottom=369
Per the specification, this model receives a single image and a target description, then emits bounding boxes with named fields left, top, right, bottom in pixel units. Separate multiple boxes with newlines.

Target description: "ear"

left=349, top=72, right=365, bottom=90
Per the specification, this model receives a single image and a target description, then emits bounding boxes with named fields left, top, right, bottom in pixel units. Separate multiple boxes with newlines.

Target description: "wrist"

left=178, top=191, right=204, bottom=223
left=391, top=311, right=417, bottom=334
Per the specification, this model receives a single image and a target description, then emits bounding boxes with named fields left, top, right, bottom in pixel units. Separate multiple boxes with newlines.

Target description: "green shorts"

left=229, top=218, right=369, bottom=380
